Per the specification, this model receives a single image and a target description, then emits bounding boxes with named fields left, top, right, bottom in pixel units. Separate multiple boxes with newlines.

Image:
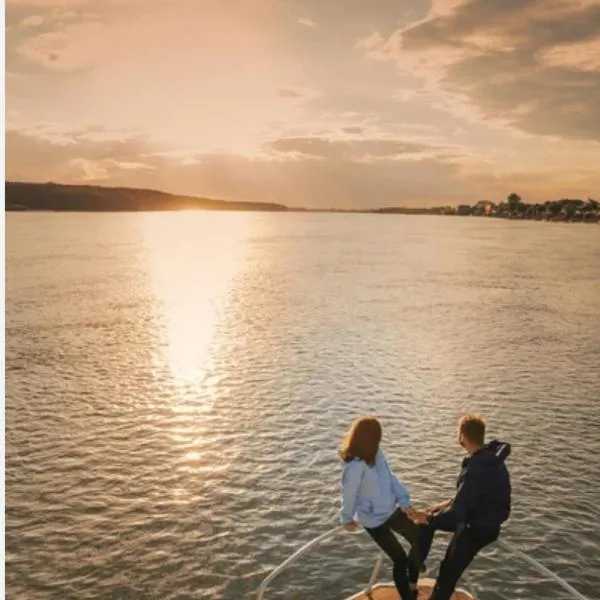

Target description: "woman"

left=340, top=416, right=421, bottom=600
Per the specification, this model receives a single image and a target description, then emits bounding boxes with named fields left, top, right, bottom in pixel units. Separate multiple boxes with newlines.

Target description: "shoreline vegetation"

left=5, top=182, right=599, bottom=223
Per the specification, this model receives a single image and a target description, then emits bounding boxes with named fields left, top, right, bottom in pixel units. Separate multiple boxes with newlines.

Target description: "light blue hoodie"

left=340, top=449, right=411, bottom=529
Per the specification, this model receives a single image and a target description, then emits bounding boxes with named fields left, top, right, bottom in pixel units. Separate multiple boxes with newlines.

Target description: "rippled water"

left=5, top=212, right=600, bottom=600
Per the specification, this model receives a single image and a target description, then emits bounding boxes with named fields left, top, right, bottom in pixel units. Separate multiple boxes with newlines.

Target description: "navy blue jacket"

left=431, top=440, right=512, bottom=530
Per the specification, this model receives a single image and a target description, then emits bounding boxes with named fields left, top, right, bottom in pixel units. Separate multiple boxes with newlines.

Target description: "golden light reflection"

left=184, top=451, right=201, bottom=462
left=143, top=211, right=251, bottom=392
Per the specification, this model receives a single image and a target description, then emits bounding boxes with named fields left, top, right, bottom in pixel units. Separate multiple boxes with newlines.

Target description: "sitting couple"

left=340, top=414, right=511, bottom=600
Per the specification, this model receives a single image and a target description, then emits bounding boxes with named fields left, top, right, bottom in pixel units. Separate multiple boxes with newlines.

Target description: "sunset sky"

left=5, top=0, right=600, bottom=208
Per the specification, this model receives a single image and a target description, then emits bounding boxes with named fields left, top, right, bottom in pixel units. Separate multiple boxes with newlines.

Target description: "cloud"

left=6, top=126, right=599, bottom=208
left=342, top=127, right=365, bottom=135
left=67, top=158, right=154, bottom=180
left=3, top=126, right=465, bottom=206
left=359, top=0, right=600, bottom=141
left=6, top=0, right=600, bottom=207
left=277, top=88, right=304, bottom=98
left=68, top=157, right=110, bottom=180
left=19, top=15, right=45, bottom=27
left=17, top=21, right=110, bottom=70
left=276, top=87, right=322, bottom=104
left=5, top=127, right=157, bottom=182
left=9, top=4, right=304, bottom=154
left=269, top=136, right=433, bottom=160
left=7, top=0, right=88, bottom=5
left=13, top=2, right=283, bottom=73
left=355, top=32, right=387, bottom=53
left=296, top=17, right=315, bottom=27
left=540, top=39, right=600, bottom=71
left=158, top=150, right=469, bottom=208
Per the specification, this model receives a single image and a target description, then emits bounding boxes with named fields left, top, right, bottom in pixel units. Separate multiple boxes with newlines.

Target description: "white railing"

left=256, top=526, right=341, bottom=600
left=256, top=526, right=591, bottom=600
left=495, top=540, right=589, bottom=600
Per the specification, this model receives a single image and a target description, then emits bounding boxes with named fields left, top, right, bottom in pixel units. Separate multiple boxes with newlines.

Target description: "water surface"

left=5, top=212, right=600, bottom=599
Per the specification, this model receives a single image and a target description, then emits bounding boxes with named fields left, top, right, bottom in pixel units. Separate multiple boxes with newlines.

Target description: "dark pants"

left=419, top=518, right=499, bottom=600
left=365, top=508, right=421, bottom=600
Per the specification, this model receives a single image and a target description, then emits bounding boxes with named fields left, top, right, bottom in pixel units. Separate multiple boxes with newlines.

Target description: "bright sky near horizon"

left=5, top=0, right=600, bottom=208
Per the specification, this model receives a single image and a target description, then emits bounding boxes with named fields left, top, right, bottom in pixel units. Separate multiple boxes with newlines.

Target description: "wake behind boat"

left=256, top=527, right=591, bottom=600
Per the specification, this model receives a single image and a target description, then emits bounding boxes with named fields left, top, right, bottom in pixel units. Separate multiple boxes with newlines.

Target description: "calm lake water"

left=5, top=212, right=600, bottom=600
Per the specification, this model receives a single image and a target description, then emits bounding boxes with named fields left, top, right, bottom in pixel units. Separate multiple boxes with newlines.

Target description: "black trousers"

left=419, top=518, right=499, bottom=600
left=365, top=508, right=421, bottom=600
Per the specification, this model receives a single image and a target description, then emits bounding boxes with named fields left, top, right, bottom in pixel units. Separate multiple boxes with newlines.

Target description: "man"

left=410, top=415, right=511, bottom=600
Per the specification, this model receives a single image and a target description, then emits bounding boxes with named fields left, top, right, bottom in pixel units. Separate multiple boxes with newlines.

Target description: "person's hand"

left=409, top=509, right=430, bottom=525
left=426, top=501, right=449, bottom=515
left=404, top=506, right=418, bottom=520
left=343, top=521, right=358, bottom=532
left=404, top=506, right=430, bottom=524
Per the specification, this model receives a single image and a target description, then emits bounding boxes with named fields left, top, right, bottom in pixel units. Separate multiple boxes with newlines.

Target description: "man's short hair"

left=459, top=414, right=486, bottom=446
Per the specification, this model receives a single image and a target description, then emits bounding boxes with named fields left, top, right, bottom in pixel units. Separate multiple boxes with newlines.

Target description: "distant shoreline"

left=5, top=181, right=599, bottom=223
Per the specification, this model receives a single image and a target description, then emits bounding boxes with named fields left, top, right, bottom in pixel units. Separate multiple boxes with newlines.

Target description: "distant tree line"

left=448, top=193, right=599, bottom=222
left=5, top=181, right=599, bottom=222
left=4, top=181, right=288, bottom=212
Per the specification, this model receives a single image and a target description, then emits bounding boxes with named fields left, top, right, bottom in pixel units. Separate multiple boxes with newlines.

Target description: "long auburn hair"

left=340, top=416, right=382, bottom=467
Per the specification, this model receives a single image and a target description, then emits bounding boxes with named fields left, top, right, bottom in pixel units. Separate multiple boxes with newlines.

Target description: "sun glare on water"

left=143, top=211, right=250, bottom=394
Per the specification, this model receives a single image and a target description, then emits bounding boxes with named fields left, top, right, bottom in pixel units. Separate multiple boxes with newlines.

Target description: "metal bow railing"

left=256, top=526, right=591, bottom=600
